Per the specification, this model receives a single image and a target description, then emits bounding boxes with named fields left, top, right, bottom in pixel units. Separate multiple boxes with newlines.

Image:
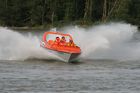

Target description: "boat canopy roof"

left=42, top=31, right=73, bottom=42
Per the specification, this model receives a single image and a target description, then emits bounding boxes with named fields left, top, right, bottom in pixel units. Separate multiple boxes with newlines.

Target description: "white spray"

left=0, top=22, right=139, bottom=61
left=63, top=23, right=139, bottom=61
left=0, top=27, right=59, bottom=60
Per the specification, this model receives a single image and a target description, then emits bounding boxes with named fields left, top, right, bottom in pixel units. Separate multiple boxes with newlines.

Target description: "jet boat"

left=40, top=31, right=81, bottom=62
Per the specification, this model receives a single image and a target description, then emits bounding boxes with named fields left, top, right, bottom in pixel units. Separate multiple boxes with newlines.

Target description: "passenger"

left=67, top=39, right=75, bottom=47
left=60, top=36, right=66, bottom=45
left=54, top=37, right=60, bottom=45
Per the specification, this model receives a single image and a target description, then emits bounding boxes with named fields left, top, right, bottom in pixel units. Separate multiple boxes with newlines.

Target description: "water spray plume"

left=63, top=23, right=139, bottom=61
left=0, top=27, right=59, bottom=60
left=0, top=22, right=139, bottom=61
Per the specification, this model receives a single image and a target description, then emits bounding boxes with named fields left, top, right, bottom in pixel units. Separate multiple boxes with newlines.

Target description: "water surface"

left=0, top=60, right=140, bottom=93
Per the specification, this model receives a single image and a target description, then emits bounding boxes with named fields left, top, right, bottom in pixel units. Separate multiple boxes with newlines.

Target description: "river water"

left=0, top=23, right=140, bottom=93
left=0, top=60, right=140, bottom=93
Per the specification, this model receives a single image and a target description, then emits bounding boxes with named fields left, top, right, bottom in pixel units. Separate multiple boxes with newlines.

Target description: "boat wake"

left=62, top=22, right=139, bottom=61
left=0, top=22, right=139, bottom=61
left=0, top=27, right=60, bottom=60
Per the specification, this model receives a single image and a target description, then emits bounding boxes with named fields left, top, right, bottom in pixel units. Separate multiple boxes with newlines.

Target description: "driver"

left=54, top=37, right=60, bottom=45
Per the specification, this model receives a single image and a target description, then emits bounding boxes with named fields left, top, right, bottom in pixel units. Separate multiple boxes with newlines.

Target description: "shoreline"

left=2, top=22, right=139, bottom=31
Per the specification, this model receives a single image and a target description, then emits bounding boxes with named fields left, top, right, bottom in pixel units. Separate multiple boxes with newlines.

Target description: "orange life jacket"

left=67, top=42, right=76, bottom=47
left=60, top=39, right=66, bottom=45
left=54, top=39, right=60, bottom=45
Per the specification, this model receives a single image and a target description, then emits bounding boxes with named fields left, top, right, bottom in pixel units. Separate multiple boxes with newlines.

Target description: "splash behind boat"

left=40, top=31, right=81, bottom=62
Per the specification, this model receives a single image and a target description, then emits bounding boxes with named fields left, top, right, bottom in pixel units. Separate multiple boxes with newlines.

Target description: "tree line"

left=0, top=0, right=139, bottom=27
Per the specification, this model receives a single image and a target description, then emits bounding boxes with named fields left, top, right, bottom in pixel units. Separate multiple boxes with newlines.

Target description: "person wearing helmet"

left=60, top=36, right=66, bottom=45
left=54, top=37, right=60, bottom=45
left=67, top=39, right=76, bottom=47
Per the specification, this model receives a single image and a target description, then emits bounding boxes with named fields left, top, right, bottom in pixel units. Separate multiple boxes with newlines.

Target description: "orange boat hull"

left=41, top=42, right=80, bottom=62
left=40, top=31, right=81, bottom=62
